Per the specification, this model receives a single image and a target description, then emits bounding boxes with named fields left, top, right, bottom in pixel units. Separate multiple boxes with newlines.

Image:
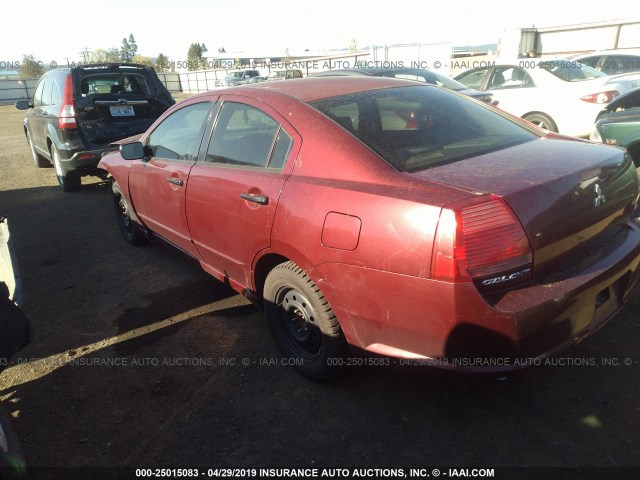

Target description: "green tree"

left=349, top=37, right=359, bottom=53
left=155, top=53, right=172, bottom=72
left=186, top=43, right=208, bottom=71
left=132, top=54, right=153, bottom=67
left=90, top=48, right=121, bottom=63
left=120, top=34, right=138, bottom=62
left=20, top=54, right=45, bottom=78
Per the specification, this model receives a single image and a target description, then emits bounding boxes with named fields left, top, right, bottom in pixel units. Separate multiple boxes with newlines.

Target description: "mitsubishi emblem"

left=594, top=183, right=606, bottom=207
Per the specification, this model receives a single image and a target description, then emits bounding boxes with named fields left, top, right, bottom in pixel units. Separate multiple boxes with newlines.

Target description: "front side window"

left=147, top=102, right=212, bottom=160
left=312, top=85, right=537, bottom=173
left=206, top=102, right=283, bottom=168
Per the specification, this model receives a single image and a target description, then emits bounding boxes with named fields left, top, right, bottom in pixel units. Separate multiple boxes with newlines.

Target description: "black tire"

left=263, top=261, right=348, bottom=380
left=523, top=112, right=558, bottom=132
left=111, top=180, right=147, bottom=245
left=51, top=145, right=81, bottom=192
left=26, top=129, right=49, bottom=168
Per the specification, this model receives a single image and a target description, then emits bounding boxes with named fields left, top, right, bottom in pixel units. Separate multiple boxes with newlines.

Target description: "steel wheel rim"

left=117, top=194, right=133, bottom=232
left=277, top=287, right=321, bottom=359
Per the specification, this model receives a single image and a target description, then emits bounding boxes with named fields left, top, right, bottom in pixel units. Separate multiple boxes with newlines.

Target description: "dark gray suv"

left=16, top=63, right=175, bottom=191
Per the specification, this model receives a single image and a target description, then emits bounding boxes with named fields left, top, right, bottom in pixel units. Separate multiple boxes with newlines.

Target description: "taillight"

left=59, top=73, right=77, bottom=129
left=431, top=195, right=533, bottom=289
left=580, top=90, right=619, bottom=104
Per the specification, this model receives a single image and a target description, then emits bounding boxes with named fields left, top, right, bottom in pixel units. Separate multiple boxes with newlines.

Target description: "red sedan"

left=98, top=77, right=640, bottom=379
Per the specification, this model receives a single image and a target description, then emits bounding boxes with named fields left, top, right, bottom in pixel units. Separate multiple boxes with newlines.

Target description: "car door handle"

left=240, top=193, right=269, bottom=205
left=166, top=177, right=184, bottom=186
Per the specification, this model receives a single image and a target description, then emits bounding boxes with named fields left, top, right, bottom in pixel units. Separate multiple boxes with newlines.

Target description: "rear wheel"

left=523, top=113, right=558, bottom=132
left=263, top=261, right=347, bottom=380
left=51, top=145, right=81, bottom=192
left=112, top=180, right=147, bottom=245
left=26, top=130, right=49, bottom=168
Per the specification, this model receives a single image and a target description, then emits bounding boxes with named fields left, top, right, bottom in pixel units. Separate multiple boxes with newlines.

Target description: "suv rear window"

left=311, top=86, right=536, bottom=172
left=79, top=73, right=150, bottom=96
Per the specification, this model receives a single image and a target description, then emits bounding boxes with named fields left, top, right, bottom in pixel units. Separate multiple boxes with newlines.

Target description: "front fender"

left=99, top=153, right=141, bottom=224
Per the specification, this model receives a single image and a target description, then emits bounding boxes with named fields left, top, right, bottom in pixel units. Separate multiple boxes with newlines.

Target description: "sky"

left=0, top=0, right=634, bottom=67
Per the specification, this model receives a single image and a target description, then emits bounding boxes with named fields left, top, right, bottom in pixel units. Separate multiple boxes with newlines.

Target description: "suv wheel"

left=26, top=130, right=49, bottom=168
left=51, top=145, right=81, bottom=192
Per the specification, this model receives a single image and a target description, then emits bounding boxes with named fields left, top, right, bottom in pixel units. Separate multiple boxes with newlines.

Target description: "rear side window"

left=147, top=102, right=212, bottom=160
left=206, top=102, right=281, bottom=168
left=33, top=78, right=46, bottom=107
left=540, top=60, right=606, bottom=81
left=602, top=55, right=640, bottom=75
left=50, top=79, right=61, bottom=105
left=34, top=77, right=53, bottom=107
left=311, top=85, right=536, bottom=172
left=40, top=78, right=53, bottom=106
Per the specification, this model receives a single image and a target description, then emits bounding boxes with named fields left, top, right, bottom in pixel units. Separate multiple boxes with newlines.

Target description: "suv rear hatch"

left=72, top=64, right=174, bottom=146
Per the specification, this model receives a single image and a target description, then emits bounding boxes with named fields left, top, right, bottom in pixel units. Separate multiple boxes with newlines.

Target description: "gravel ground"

left=0, top=100, right=639, bottom=480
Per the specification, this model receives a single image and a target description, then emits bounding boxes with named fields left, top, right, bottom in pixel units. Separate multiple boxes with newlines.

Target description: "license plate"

left=110, top=106, right=134, bottom=117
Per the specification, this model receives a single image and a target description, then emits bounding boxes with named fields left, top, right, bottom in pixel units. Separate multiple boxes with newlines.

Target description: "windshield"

left=539, top=60, right=607, bottom=82
left=311, top=86, right=536, bottom=172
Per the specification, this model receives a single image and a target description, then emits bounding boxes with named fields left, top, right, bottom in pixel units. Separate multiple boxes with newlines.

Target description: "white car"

left=454, top=59, right=640, bottom=137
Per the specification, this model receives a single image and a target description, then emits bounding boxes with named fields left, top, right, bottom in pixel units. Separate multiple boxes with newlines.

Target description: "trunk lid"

left=414, top=137, right=639, bottom=280
left=72, top=64, right=174, bottom=146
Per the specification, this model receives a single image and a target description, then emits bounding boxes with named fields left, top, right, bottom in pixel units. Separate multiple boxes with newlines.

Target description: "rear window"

left=539, top=60, right=606, bottom=82
left=311, top=86, right=536, bottom=172
left=79, top=73, right=150, bottom=96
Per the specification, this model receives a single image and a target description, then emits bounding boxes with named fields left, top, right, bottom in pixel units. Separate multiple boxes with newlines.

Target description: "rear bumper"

left=311, top=219, right=640, bottom=371
left=56, top=146, right=117, bottom=175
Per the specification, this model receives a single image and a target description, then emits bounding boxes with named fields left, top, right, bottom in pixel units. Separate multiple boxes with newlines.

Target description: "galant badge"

left=594, top=183, right=606, bottom=207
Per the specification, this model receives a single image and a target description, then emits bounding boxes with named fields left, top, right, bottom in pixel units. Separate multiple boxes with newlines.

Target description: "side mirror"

left=120, top=142, right=147, bottom=160
left=15, top=100, right=32, bottom=110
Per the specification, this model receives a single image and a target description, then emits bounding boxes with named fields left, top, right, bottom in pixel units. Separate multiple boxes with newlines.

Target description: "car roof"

left=208, top=76, right=425, bottom=102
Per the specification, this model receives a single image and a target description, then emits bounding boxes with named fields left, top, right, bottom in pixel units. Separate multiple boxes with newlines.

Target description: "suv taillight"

left=59, top=73, right=77, bottom=130
left=431, top=196, right=533, bottom=289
